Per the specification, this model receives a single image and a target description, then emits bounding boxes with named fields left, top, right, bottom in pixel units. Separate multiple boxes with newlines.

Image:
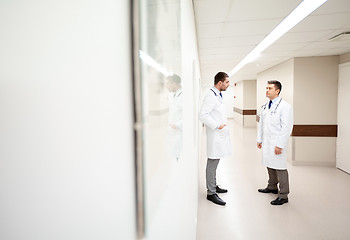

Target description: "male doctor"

left=165, top=74, right=183, bottom=161
left=200, top=72, right=232, bottom=206
left=257, top=80, right=293, bottom=205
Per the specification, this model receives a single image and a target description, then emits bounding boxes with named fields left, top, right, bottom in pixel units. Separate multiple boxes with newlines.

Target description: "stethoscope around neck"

left=262, top=98, right=282, bottom=114
left=210, top=88, right=223, bottom=101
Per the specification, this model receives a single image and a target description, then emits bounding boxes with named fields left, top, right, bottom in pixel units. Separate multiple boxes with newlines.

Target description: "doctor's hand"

left=257, top=143, right=262, bottom=149
left=218, top=124, right=226, bottom=129
left=275, top=146, right=282, bottom=155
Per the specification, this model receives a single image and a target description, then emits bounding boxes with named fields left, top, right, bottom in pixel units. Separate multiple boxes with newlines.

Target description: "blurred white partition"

left=337, top=62, right=350, bottom=174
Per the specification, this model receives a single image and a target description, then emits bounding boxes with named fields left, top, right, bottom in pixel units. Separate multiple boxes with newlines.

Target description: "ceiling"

left=193, top=0, right=350, bottom=85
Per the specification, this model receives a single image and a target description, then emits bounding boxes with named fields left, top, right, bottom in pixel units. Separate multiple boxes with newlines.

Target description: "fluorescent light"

left=228, top=0, right=328, bottom=77
left=139, top=50, right=173, bottom=77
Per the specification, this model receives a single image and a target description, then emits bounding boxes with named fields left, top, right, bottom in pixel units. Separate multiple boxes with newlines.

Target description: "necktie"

left=268, top=100, right=272, bottom=109
left=219, top=92, right=222, bottom=98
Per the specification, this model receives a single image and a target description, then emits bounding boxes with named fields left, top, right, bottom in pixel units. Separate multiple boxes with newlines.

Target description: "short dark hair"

left=166, top=74, right=181, bottom=85
left=214, top=72, right=229, bottom=85
left=268, top=80, right=282, bottom=94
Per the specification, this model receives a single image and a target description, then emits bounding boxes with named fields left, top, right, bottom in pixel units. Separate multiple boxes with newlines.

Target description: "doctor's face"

left=266, top=84, right=279, bottom=100
left=166, top=80, right=176, bottom=92
left=219, top=78, right=230, bottom=91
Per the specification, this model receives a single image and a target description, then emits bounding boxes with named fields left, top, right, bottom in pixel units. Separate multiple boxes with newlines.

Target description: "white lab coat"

left=167, top=88, right=182, bottom=158
left=257, top=97, right=293, bottom=170
left=200, top=87, right=232, bottom=159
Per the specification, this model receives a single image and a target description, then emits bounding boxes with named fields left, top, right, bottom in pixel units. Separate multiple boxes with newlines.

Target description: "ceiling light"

left=228, top=0, right=328, bottom=77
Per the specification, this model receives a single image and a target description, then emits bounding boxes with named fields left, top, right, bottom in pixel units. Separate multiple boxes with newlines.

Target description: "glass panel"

left=138, top=0, right=182, bottom=235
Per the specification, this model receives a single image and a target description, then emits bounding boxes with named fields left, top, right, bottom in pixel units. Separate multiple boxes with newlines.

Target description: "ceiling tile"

left=313, top=0, right=350, bottom=15
left=291, top=12, right=350, bottom=32
left=222, top=18, right=282, bottom=37
left=198, top=38, right=221, bottom=49
left=226, top=0, right=302, bottom=21
left=193, top=0, right=232, bottom=24
left=219, top=34, right=266, bottom=47
left=275, top=30, right=333, bottom=44
left=197, top=23, right=224, bottom=38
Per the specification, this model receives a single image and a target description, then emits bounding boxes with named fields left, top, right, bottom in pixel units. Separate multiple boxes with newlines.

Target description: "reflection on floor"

left=197, top=120, right=350, bottom=240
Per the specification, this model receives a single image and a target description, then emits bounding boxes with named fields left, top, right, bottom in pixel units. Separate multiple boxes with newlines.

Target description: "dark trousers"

left=267, top=167, right=290, bottom=199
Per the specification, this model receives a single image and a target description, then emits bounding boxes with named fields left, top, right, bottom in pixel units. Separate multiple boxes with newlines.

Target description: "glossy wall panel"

left=137, top=0, right=182, bottom=237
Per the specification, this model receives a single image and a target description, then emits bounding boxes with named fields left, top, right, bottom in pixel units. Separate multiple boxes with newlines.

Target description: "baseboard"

left=289, top=160, right=336, bottom=167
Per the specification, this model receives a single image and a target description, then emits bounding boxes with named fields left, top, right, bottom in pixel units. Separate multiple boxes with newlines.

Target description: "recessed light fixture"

left=228, top=0, right=328, bottom=77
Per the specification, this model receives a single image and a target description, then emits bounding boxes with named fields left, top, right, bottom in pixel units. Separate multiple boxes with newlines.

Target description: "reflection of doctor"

left=200, top=72, right=231, bottom=206
left=166, top=74, right=182, bottom=160
left=257, top=80, right=293, bottom=206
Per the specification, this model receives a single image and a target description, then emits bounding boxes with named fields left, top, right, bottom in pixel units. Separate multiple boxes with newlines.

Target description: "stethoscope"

left=210, top=88, right=223, bottom=102
left=261, top=98, right=282, bottom=115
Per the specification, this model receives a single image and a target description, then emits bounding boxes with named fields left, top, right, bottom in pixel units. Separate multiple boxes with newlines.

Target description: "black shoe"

left=207, top=194, right=226, bottom=206
left=258, top=188, right=278, bottom=194
left=216, top=186, right=228, bottom=193
left=271, top=197, right=288, bottom=205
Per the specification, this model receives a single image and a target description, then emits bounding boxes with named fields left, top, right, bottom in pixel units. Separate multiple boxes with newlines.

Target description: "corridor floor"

left=197, top=120, right=350, bottom=240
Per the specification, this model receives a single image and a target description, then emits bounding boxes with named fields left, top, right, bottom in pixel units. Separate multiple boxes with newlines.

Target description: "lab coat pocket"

left=217, top=127, right=227, bottom=137
left=214, top=129, right=226, bottom=152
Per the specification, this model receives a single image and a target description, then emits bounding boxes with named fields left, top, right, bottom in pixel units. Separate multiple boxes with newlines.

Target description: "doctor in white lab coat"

left=165, top=74, right=183, bottom=161
left=200, top=72, right=232, bottom=206
left=257, top=80, right=293, bottom=205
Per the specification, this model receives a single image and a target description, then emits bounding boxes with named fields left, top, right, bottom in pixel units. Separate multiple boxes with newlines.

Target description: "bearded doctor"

left=200, top=72, right=232, bottom=206
left=257, top=80, right=293, bottom=205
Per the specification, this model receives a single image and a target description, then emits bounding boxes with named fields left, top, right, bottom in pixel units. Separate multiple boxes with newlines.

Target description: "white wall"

left=0, top=1, right=136, bottom=240
left=337, top=62, right=350, bottom=174
left=294, top=56, right=338, bottom=125
left=234, top=81, right=244, bottom=109
left=180, top=0, right=201, bottom=236
left=340, top=52, right=350, bottom=64
left=233, top=81, right=243, bottom=125
left=243, top=80, right=257, bottom=109
left=257, top=59, right=294, bottom=109
left=232, top=80, right=256, bottom=127
left=223, top=85, right=235, bottom=118
left=293, top=56, right=339, bottom=166
left=243, top=80, right=257, bottom=127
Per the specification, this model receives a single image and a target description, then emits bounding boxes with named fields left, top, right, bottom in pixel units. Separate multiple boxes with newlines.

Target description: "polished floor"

left=197, top=120, right=350, bottom=240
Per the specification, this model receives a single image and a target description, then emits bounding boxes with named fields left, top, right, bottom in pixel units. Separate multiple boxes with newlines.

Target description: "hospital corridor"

left=1, top=0, right=350, bottom=240
left=196, top=120, right=350, bottom=240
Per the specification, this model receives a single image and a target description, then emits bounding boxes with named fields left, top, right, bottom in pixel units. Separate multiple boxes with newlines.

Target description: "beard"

left=220, top=86, right=228, bottom=91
